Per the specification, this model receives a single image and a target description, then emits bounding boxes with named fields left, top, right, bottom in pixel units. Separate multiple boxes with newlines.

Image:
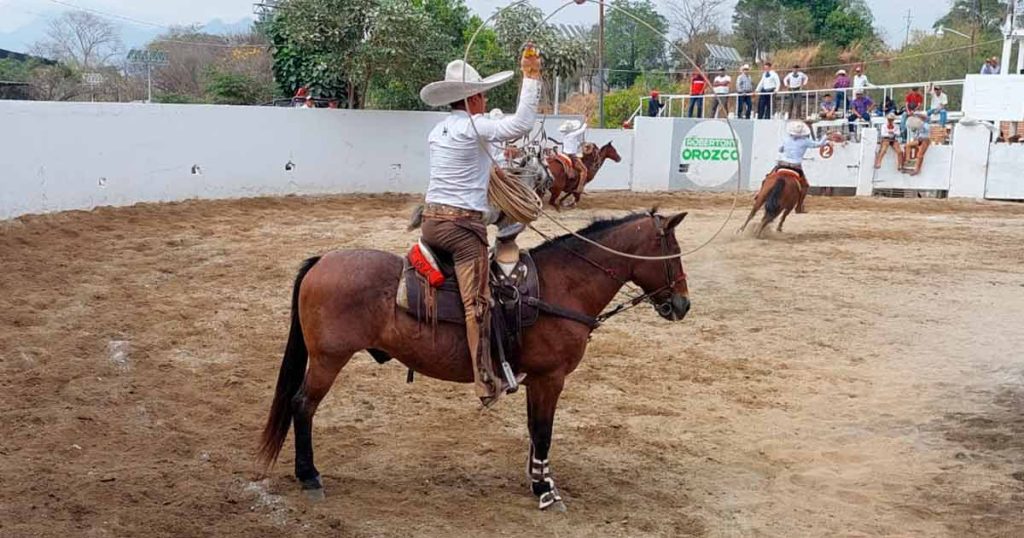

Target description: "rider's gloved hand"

left=521, top=42, right=542, bottom=80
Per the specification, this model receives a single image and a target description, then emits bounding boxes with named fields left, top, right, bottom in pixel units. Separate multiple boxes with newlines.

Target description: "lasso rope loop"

left=464, top=0, right=743, bottom=260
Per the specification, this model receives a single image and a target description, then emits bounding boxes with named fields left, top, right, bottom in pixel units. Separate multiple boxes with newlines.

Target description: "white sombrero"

left=787, top=121, right=811, bottom=137
left=420, top=60, right=514, bottom=107
left=559, top=119, right=582, bottom=133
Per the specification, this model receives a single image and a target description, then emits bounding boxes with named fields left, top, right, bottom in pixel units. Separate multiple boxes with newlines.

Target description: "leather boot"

left=455, top=260, right=501, bottom=406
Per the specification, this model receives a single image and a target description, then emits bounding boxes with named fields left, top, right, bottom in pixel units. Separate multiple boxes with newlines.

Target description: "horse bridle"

left=533, top=215, right=687, bottom=326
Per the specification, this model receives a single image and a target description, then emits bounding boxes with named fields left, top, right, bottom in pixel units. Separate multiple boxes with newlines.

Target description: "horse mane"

left=532, top=208, right=656, bottom=254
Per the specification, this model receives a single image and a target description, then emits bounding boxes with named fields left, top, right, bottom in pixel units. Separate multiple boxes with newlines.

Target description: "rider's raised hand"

left=522, top=42, right=542, bottom=80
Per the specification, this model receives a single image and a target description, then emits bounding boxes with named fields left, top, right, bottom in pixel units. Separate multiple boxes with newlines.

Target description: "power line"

left=43, top=0, right=168, bottom=29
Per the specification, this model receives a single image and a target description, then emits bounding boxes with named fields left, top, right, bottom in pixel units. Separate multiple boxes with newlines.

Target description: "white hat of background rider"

left=559, top=119, right=582, bottom=133
left=419, top=60, right=514, bottom=107
left=787, top=121, right=811, bottom=137
left=488, top=108, right=505, bottom=119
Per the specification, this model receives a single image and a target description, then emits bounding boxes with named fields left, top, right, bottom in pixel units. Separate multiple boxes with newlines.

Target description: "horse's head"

left=600, top=142, right=622, bottom=163
left=629, top=211, right=690, bottom=321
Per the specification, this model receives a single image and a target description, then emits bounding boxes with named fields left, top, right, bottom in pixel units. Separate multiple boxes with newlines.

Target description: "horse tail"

left=764, top=175, right=787, bottom=219
left=257, top=255, right=320, bottom=471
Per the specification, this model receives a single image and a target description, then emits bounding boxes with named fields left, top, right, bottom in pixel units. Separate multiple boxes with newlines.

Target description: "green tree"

left=935, top=0, right=1010, bottom=35
left=493, top=4, right=594, bottom=107
left=732, top=0, right=784, bottom=60
left=205, top=71, right=274, bottom=105
left=733, top=0, right=877, bottom=57
left=266, top=0, right=449, bottom=108
left=823, top=8, right=875, bottom=48
left=604, top=0, right=668, bottom=87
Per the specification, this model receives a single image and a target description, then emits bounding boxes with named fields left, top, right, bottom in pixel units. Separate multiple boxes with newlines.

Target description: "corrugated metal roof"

left=704, top=44, right=743, bottom=69
left=553, top=24, right=590, bottom=40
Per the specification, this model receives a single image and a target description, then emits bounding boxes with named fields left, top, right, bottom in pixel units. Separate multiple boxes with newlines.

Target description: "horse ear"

left=665, top=212, right=688, bottom=230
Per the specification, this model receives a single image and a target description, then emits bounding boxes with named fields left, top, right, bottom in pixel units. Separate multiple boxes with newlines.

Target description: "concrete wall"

left=0, top=100, right=449, bottom=219
left=985, top=143, right=1024, bottom=200
left=3, top=100, right=1022, bottom=220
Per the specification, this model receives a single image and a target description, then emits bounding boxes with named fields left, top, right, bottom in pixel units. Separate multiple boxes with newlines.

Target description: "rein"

left=529, top=215, right=686, bottom=328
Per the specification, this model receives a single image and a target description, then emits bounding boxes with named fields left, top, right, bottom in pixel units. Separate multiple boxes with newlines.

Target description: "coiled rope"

left=468, top=0, right=744, bottom=260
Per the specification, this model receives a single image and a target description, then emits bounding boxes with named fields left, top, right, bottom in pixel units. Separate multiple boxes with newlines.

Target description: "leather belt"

left=423, top=203, right=483, bottom=220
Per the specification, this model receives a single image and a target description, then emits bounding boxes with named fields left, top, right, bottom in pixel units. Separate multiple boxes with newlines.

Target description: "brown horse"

left=738, top=170, right=803, bottom=237
left=545, top=142, right=622, bottom=209
left=257, top=210, right=691, bottom=511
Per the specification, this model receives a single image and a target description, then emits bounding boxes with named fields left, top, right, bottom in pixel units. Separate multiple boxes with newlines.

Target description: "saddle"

left=397, top=237, right=540, bottom=327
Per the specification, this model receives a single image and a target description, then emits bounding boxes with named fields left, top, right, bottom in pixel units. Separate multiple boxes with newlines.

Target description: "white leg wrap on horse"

left=528, top=451, right=561, bottom=509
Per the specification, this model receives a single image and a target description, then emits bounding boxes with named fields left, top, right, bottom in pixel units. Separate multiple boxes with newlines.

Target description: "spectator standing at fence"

left=853, top=66, right=871, bottom=91
left=981, top=57, right=1001, bottom=74
left=688, top=71, right=707, bottom=118
left=755, top=62, right=780, bottom=119
left=819, top=93, right=838, bottom=120
left=648, top=90, right=664, bottom=117
left=711, top=68, right=731, bottom=118
left=833, top=69, right=851, bottom=112
left=736, top=64, right=754, bottom=119
left=783, top=65, right=808, bottom=119
left=927, top=85, right=949, bottom=128
left=847, top=90, right=874, bottom=133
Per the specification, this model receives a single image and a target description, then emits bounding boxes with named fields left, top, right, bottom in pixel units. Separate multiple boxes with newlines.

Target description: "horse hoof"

left=303, top=487, right=325, bottom=502
left=545, top=500, right=568, bottom=513
left=300, top=475, right=324, bottom=501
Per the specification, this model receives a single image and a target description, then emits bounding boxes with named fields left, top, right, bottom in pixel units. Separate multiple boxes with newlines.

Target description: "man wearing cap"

left=418, top=46, right=542, bottom=406
left=875, top=113, right=904, bottom=170
left=647, top=90, right=664, bottom=117
left=847, top=89, right=875, bottom=133
left=852, top=66, right=871, bottom=91
left=736, top=64, right=754, bottom=119
left=927, top=85, right=948, bottom=128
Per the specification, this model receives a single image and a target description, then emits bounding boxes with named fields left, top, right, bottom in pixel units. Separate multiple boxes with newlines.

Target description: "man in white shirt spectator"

left=927, top=85, right=949, bottom=128
left=783, top=64, right=809, bottom=119
left=755, top=61, right=781, bottom=119
left=853, top=65, right=871, bottom=91
left=711, top=68, right=732, bottom=118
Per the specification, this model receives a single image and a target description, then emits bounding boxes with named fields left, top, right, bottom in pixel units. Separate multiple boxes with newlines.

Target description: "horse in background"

left=738, top=169, right=803, bottom=238
left=545, top=141, right=621, bottom=209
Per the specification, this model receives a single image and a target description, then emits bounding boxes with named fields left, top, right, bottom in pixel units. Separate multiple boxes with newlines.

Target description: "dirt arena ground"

left=2, top=192, right=1024, bottom=537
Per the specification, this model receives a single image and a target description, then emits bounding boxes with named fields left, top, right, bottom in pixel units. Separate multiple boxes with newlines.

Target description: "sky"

left=1, top=0, right=953, bottom=50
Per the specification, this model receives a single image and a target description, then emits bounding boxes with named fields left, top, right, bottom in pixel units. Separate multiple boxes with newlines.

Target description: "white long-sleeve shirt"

left=755, top=70, right=781, bottom=93
left=853, top=74, right=871, bottom=90
left=562, top=124, right=587, bottom=155
left=783, top=71, right=807, bottom=90
left=425, top=78, right=540, bottom=212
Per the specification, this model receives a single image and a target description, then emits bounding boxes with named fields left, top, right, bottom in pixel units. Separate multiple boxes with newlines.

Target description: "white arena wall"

left=1, top=100, right=1022, bottom=220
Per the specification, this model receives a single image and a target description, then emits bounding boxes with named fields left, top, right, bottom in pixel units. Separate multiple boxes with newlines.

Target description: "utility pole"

left=598, top=0, right=605, bottom=128
left=903, top=9, right=913, bottom=49
left=127, top=49, right=168, bottom=103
